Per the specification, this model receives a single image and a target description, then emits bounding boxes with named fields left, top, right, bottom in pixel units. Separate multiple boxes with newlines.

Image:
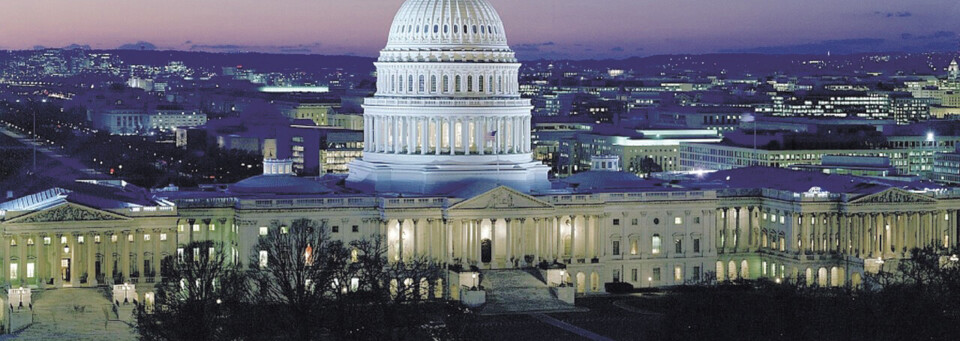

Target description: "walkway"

left=530, top=313, right=616, bottom=341
left=5, top=289, right=136, bottom=341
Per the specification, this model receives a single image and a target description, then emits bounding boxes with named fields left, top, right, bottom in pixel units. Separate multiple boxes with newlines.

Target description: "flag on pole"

left=485, top=130, right=498, bottom=142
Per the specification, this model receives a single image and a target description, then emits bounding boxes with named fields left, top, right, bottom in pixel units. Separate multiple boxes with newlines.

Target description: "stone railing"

left=239, top=197, right=378, bottom=210
left=380, top=197, right=448, bottom=209
left=542, top=191, right=715, bottom=204
left=364, top=97, right=529, bottom=108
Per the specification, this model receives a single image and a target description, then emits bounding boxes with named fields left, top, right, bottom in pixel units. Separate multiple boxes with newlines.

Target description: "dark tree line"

left=136, top=218, right=449, bottom=341
left=660, top=247, right=960, bottom=341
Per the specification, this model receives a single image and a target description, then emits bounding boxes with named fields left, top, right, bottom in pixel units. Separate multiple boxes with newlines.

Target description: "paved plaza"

left=2, top=289, right=136, bottom=341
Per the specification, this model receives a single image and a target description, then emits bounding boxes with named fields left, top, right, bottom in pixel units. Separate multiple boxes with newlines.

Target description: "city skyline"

left=2, top=0, right=960, bottom=59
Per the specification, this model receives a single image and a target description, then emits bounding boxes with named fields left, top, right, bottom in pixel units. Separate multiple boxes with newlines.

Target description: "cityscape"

left=2, top=0, right=960, bottom=340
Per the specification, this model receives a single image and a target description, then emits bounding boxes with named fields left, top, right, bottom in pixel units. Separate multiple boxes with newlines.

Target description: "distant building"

left=680, top=131, right=959, bottom=176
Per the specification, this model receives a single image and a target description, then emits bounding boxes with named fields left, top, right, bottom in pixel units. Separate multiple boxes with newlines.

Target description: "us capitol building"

left=2, top=0, right=960, bottom=307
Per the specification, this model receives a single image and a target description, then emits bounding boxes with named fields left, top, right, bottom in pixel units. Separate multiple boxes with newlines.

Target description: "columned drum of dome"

left=347, top=0, right=550, bottom=195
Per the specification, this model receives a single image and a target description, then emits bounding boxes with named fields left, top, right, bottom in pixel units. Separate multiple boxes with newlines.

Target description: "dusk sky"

left=2, top=0, right=960, bottom=59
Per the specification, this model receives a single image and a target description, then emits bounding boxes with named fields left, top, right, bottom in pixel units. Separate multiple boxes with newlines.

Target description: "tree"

left=637, top=157, right=663, bottom=177
left=135, top=241, right=251, bottom=341
left=346, top=235, right=445, bottom=340
left=249, top=218, right=336, bottom=341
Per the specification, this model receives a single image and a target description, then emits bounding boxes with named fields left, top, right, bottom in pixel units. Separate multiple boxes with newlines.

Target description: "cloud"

left=188, top=42, right=324, bottom=54
left=902, top=31, right=956, bottom=40
left=513, top=41, right=556, bottom=53
left=875, top=11, right=912, bottom=18
left=117, top=41, right=157, bottom=50
left=63, top=44, right=91, bottom=50
left=722, top=38, right=886, bottom=54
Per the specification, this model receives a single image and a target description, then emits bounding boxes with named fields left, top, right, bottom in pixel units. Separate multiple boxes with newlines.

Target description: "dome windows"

left=444, top=25, right=449, bottom=34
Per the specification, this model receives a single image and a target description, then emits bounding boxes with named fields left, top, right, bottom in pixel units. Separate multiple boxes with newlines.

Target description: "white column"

left=478, top=117, right=485, bottom=155
left=420, top=117, right=430, bottom=155
left=524, top=117, right=531, bottom=153
left=449, top=118, right=456, bottom=155
left=435, top=117, right=442, bottom=155
left=462, top=117, right=470, bottom=155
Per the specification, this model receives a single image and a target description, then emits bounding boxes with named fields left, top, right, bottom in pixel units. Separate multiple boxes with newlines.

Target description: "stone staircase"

left=478, top=269, right=583, bottom=315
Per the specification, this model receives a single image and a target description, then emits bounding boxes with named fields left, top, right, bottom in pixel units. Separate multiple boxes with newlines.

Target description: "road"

left=0, top=124, right=101, bottom=182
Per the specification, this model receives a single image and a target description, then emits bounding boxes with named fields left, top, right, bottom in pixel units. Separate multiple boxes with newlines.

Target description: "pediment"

left=849, top=188, right=936, bottom=205
left=450, top=186, right=553, bottom=211
left=6, top=203, right=129, bottom=224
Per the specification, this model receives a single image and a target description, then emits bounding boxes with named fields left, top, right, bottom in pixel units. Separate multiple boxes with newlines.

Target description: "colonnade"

left=1, top=228, right=175, bottom=287
left=718, top=206, right=960, bottom=259
left=384, top=215, right=602, bottom=268
left=364, top=114, right=531, bottom=156
left=376, top=68, right=519, bottom=96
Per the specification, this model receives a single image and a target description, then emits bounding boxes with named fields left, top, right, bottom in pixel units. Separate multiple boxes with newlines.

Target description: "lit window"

left=144, top=234, right=151, bottom=241
left=259, top=250, right=269, bottom=268
left=260, top=227, right=269, bottom=236
left=652, top=235, right=662, bottom=254
left=26, top=262, right=34, bottom=278
left=26, top=238, right=33, bottom=246
left=61, top=236, right=67, bottom=244
left=281, top=226, right=288, bottom=234
left=674, top=217, right=683, bottom=225
left=44, top=237, right=51, bottom=245
left=674, top=266, right=683, bottom=282
left=78, top=236, right=84, bottom=244
left=128, top=234, right=134, bottom=242
left=193, top=248, right=199, bottom=262
left=178, top=224, right=184, bottom=232
left=10, top=263, right=17, bottom=279
left=192, top=224, right=200, bottom=232
left=111, top=235, right=118, bottom=243
left=210, top=224, right=216, bottom=231
left=9, top=239, right=14, bottom=246
left=160, top=233, right=167, bottom=241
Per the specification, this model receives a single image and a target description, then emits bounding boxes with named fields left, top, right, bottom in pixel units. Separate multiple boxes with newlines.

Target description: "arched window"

left=488, top=76, right=494, bottom=92
left=443, top=75, right=449, bottom=93
left=478, top=76, right=484, bottom=93
left=434, top=25, right=439, bottom=33
left=455, top=75, right=461, bottom=92
left=391, top=75, right=396, bottom=92
left=424, top=25, right=429, bottom=34
left=498, top=76, right=503, bottom=93
left=467, top=76, right=473, bottom=92
left=481, top=26, right=485, bottom=34
left=472, top=25, right=478, bottom=34
left=463, top=25, right=468, bottom=34
left=444, top=25, right=449, bottom=34
left=418, top=75, right=425, bottom=93
left=408, top=75, right=414, bottom=92
left=652, top=234, right=662, bottom=254
left=416, top=25, right=420, bottom=33
left=430, top=75, right=437, bottom=93
left=454, top=25, right=459, bottom=34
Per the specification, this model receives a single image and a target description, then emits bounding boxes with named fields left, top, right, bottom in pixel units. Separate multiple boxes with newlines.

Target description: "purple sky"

left=2, top=0, right=959, bottom=58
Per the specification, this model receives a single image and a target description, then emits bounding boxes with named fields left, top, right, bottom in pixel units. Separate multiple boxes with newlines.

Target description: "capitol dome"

left=380, top=0, right=515, bottom=63
left=347, top=0, right=550, bottom=195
